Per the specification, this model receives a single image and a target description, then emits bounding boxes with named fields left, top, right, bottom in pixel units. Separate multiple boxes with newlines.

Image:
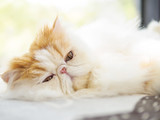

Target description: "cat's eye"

left=65, top=51, right=73, bottom=62
left=42, top=74, right=54, bottom=83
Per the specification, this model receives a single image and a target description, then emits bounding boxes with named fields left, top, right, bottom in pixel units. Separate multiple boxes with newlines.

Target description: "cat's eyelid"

left=65, top=51, right=73, bottom=62
left=42, top=74, right=55, bottom=83
left=37, top=73, right=55, bottom=84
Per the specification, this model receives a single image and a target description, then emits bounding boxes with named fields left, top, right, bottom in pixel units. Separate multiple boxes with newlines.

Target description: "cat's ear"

left=52, top=16, right=63, bottom=34
left=1, top=69, right=21, bottom=83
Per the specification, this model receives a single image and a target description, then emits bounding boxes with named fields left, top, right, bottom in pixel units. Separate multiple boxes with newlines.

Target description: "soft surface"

left=0, top=95, right=143, bottom=120
left=83, top=96, right=160, bottom=120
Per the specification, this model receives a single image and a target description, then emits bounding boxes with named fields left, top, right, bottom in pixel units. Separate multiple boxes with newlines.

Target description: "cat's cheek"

left=72, top=73, right=91, bottom=91
left=7, top=78, right=64, bottom=100
left=31, top=77, right=64, bottom=96
left=8, top=79, right=35, bottom=90
left=67, top=65, right=92, bottom=77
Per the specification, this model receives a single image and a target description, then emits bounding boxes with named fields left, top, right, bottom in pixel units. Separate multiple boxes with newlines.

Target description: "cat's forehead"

left=34, top=48, right=63, bottom=71
left=33, top=39, right=72, bottom=69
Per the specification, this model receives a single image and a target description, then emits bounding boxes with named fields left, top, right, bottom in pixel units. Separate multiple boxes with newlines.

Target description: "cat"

left=2, top=17, right=160, bottom=100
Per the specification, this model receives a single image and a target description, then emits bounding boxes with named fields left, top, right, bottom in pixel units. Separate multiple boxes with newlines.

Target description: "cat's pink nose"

left=60, top=67, right=67, bottom=74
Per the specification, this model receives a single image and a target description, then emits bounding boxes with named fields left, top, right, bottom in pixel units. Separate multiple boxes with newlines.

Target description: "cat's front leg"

left=71, top=88, right=100, bottom=98
left=70, top=86, right=130, bottom=98
left=70, top=88, right=118, bottom=98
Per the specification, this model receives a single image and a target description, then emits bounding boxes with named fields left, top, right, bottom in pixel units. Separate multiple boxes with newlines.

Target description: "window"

left=139, top=0, right=160, bottom=27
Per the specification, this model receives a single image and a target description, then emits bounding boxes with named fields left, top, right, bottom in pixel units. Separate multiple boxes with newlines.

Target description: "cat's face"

left=1, top=18, right=93, bottom=98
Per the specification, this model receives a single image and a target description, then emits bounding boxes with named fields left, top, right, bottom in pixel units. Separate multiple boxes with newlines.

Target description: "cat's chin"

left=65, top=73, right=74, bottom=81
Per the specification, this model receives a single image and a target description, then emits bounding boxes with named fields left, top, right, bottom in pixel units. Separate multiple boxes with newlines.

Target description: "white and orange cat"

left=2, top=17, right=160, bottom=100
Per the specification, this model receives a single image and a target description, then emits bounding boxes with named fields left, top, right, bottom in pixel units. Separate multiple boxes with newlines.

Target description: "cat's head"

left=1, top=17, right=94, bottom=99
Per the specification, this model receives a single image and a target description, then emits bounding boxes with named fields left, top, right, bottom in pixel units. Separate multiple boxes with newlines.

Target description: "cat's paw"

left=70, top=89, right=99, bottom=98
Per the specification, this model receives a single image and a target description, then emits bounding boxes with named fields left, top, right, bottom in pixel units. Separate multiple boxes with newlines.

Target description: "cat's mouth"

left=59, top=75, right=74, bottom=95
left=57, top=66, right=74, bottom=95
left=65, top=72, right=74, bottom=81
left=58, top=65, right=74, bottom=81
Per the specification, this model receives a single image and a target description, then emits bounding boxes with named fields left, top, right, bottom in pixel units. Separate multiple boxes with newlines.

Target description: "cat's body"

left=2, top=18, right=160, bottom=100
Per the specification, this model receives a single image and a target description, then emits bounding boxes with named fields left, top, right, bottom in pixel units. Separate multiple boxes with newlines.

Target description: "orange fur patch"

left=9, top=53, right=45, bottom=79
left=5, top=18, right=70, bottom=83
left=30, top=18, right=70, bottom=58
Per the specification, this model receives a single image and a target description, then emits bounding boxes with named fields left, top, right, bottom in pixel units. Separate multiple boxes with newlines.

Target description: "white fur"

left=76, top=19, right=160, bottom=96
left=2, top=19, right=160, bottom=100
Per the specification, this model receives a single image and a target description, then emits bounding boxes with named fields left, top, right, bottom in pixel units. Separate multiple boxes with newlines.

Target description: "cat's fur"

left=2, top=18, right=160, bottom=100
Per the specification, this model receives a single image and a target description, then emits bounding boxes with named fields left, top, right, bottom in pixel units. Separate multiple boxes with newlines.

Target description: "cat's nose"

left=60, top=67, right=67, bottom=74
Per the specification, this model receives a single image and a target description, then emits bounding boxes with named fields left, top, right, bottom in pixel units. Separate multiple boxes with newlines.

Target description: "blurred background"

left=0, top=0, right=138, bottom=71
